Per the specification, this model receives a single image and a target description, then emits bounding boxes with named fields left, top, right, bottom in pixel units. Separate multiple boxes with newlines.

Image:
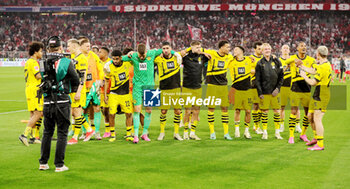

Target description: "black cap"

left=47, top=36, right=61, bottom=48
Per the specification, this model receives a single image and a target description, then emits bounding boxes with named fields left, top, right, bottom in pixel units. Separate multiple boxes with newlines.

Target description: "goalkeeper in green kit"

left=121, top=43, right=181, bottom=143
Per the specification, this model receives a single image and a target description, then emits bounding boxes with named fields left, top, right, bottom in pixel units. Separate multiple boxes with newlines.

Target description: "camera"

left=38, top=53, right=66, bottom=97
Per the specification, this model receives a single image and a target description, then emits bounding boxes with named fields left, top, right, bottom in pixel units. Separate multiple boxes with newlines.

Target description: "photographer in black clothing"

left=38, top=36, right=80, bottom=172
left=255, top=43, right=284, bottom=140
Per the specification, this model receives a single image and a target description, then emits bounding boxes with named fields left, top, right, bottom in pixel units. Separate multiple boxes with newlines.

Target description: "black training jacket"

left=255, top=56, right=284, bottom=96
left=182, top=51, right=209, bottom=89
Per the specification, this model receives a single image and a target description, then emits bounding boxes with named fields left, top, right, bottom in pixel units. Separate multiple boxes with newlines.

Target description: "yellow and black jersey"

left=313, top=62, right=332, bottom=101
left=73, top=53, right=88, bottom=90
left=74, top=53, right=88, bottom=73
left=249, top=54, right=263, bottom=88
left=229, top=56, right=252, bottom=91
left=105, top=61, right=132, bottom=95
left=24, top=58, right=41, bottom=88
left=154, top=54, right=181, bottom=90
left=279, top=57, right=293, bottom=87
left=204, top=49, right=234, bottom=85
left=290, top=54, right=316, bottom=93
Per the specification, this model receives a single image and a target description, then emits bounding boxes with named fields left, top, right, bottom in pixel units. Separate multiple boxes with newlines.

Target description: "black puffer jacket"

left=255, top=56, right=284, bottom=96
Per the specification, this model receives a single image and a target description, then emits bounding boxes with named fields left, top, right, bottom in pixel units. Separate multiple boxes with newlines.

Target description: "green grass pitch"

left=0, top=67, right=350, bottom=188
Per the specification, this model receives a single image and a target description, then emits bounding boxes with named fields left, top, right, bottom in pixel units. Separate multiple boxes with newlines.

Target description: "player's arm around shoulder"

left=174, top=52, right=182, bottom=64
left=104, top=69, right=111, bottom=105
left=103, top=60, right=112, bottom=75
left=154, top=56, right=162, bottom=65
left=300, top=63, right=321, bottom=86
left=122, top=53, right=134, bottom=62
left=124, top=60, right=133, bottom=69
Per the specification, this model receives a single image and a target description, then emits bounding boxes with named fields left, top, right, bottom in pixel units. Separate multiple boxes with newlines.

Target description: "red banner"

left=112, top=3, right=350, bottom=12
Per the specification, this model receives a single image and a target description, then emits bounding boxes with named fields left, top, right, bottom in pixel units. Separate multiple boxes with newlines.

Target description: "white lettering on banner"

left=135, top=5, right=147, bottom=12
left=172, top=5, right=184, bottom=11
left=245, top=4, right=257, bottom=10
left=339, top=4, right=350, bottom=10
left=198, top=4, right=209, bottom=11
left=228, top=4, right=243, bottom=11
left=159, top=5, right=171, bottom=11
left=124, top=5, right=133, bottom=12
left=258, top=4, right=270, bottom=11
left=312, top=4, right=324, bottom=10
left=184, top=4, right=196, bottom=11
left=148, top=5, right=158, bottom=11
left=271, top=4, right=283, bottom=10
left=113, top=4, right=350, bottom=12
left=285, top=4, right=298, bottom=10
left=209, top=4, right=221, bottom=11
left=299, top=4, right=310, bottom=10
left=330, top=4, right=337, bottom=10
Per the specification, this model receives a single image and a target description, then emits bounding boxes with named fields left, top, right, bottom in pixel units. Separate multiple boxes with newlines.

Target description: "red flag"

left=165, top=29, right=171, bottom=42
left=146, top=36, right=150, bottom=50
left=187, top=24, right=202, bottom=40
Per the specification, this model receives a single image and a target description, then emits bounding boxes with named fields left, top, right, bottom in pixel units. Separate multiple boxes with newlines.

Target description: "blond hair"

left=262, top=43, right=271, bottom=49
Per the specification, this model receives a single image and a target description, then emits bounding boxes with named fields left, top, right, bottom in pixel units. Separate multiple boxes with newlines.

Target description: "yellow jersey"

left=105, top=61, right=132, bottom=95
left=73, top=53, right=88, bottom=93
left=204, top=49, right=234, bottom=85
left=229, top=56, right=252, bottom=91
left=24, top=58, right=41, bottom=88
left=313, top=61, right=332, bottom=101
left=154, top=54, right=181, bottom=90
left=279, top=57, right=293, bottom=87
left=24, top=58, right=42, bottom=101
left=290, top=54, right=316, bottom=92
left=249, top=54, right=263, bottom=88
left=24, top=58, right=41, bottom=87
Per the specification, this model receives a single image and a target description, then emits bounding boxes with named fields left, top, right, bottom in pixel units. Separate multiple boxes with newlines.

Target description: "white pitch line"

left=0, top=109, right=27, bottom=115
left=0, top=100, right=25, bottom=102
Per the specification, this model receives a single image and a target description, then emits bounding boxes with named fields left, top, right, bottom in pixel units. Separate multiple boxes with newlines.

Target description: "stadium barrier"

left=0, top=58, right=27, bottom=67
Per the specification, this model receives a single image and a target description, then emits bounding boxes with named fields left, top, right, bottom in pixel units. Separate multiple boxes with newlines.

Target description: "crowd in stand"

left=1, top=11, right=349, bottom=58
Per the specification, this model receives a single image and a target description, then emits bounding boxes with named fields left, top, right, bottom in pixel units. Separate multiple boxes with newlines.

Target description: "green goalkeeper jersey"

left=121, top=49, right=175, bottom=87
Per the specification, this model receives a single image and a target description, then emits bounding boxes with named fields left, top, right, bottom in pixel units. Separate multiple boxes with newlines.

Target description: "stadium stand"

left=1, top=11, right=348, bottom=58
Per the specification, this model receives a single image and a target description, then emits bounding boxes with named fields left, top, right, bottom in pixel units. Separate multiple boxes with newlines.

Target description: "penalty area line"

left=0, top=109, right=27, bottom=115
